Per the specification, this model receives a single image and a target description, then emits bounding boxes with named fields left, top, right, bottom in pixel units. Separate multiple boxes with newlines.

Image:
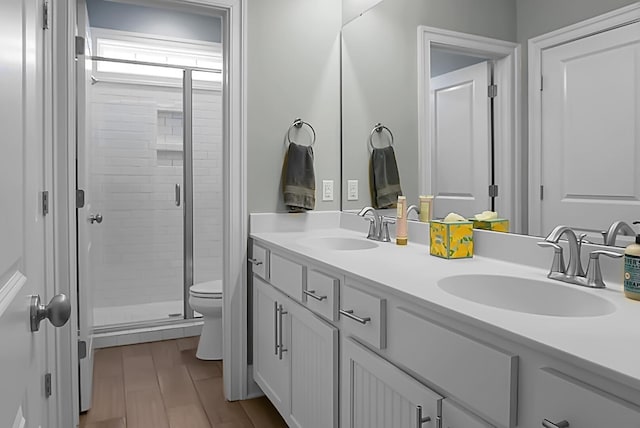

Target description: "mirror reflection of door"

left=539, top=21, right=640, bottom=237
left=429, top=54, right=493, bottom=219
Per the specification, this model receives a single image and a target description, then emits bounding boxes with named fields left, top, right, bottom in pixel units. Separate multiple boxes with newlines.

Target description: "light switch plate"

left=322, top=180, right=334, bottom=201
left=347, top=180, right=358, bottom=201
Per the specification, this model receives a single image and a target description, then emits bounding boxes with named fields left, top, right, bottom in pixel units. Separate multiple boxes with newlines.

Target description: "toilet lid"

left=190, top=280, right=223, bottom=298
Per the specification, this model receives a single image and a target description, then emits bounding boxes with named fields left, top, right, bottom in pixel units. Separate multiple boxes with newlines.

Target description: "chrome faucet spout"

left=544, top=225, right=585, bottom=277
left=358, top=206, right=380, bottom=240
left=603, top=221, right=636, bottom=246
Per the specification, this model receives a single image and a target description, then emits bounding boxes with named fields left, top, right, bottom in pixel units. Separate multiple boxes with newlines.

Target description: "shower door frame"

left=88, top=55, right=223, bottom=326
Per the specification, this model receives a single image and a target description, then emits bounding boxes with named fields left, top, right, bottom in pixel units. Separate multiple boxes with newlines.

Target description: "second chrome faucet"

left=538, top=225, right=622, bottom=288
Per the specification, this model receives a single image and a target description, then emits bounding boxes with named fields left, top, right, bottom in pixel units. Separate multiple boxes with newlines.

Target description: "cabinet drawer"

left=304, top=269, right=339, bottom=321
left=535, top=368, right=640, bottom=428
left=250, top=242, right=268, bottom=280
left=340, top=281, right=386, bottom=349
left=270, top=252, right=304, bottom=301
left=389, top=307, right=517, bottom=427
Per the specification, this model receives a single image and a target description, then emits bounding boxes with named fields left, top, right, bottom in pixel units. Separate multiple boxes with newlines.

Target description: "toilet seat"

left=190, top=280, right=223, bottom=299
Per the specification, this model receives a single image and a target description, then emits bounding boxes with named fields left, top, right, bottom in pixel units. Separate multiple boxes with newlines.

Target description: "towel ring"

left=368, top=123, right=394, bottom=151
left=287, top=118, right=316, bottom=147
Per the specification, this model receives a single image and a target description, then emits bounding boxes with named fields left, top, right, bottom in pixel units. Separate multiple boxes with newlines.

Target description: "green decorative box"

left=429, top=220, right=474, bottom=259
left=471, top=218, right=510, bottom=233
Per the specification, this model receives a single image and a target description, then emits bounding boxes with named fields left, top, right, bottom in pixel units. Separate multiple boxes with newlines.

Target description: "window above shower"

left=91, top=28, right=223, bottom=88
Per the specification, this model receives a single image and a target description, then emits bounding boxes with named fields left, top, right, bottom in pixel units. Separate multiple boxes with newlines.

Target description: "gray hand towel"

left=282, top=142, right=315, bottom=211
left=370, top=146, right=402, bottom=209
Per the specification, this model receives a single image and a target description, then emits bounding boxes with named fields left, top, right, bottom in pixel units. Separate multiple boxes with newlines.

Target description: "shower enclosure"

left=80, top=56, right=223, bottom=329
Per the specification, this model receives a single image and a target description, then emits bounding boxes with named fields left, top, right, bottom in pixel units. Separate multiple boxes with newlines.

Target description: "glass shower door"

left=89, top=61, right=185, bottom=327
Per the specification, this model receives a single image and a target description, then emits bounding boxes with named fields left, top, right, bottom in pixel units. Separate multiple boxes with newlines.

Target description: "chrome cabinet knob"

left=89, top=213, right=103, bottom=224
left=30, top=294, right=72, bottom=332
left=542, top=419, right=569, bottom=428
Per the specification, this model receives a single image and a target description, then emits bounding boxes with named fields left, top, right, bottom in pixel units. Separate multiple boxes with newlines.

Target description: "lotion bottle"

left=419, top=195, right=433, bottom=223
left=396, top=196, right=408, bottom=245
left=624, top=231, right=640, bottom=301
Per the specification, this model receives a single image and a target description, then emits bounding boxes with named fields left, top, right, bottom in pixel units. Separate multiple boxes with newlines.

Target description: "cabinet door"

left=441, top=399, right=494, bottom=428
left=535, top=368, right=640, bottom=428
left=253, top=275, right=290, bottom=414
left=341, top=337, right=442, bottom=428
left=288, top=301, right=338, bottom=428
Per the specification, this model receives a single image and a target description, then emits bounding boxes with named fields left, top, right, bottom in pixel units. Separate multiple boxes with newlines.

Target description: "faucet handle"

left=362, top=216, right=377, bottom=240
left=585, top=250, right=623, bottom=288
left=537, top=241, right=566, bottom=276
left=380, top=217, right=395, bottom=242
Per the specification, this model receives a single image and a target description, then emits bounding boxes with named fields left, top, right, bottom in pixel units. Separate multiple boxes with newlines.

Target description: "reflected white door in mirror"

left=529, top=3, right=640, bottom=238
left=418, top=26, right=521, bottom=231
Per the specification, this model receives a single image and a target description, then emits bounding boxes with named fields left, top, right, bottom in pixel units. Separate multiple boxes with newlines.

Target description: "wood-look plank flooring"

left=80, top=338, right=287, bottom=428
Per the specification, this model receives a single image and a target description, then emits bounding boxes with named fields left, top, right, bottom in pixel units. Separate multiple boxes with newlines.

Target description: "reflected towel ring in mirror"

left=287, top=118, right=317, bottom=147
left=368, top=123, right=394, bottom=151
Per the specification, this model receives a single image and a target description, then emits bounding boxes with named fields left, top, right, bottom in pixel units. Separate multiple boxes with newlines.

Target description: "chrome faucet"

left=407, top=204, right=420, bottom=220
left=602, top=220, right=637, bottom=246
left=357, top=206, right=393, bottom=242
left=538, top=225, right=622, bottom=288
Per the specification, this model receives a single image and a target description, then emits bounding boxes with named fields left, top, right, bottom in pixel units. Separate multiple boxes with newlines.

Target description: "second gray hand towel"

left=370, top=146, right=402, bottom=209
left=282, top=142, right=316, bottom=211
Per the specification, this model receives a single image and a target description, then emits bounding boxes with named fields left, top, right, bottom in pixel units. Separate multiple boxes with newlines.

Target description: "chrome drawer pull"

left=278, top=304, right=288, bottom=360
left=415, top=406, right=431, bottom=428
left=542, top=419, right=569, bottom=428
left=274, top=302, right=279, bottom=355
left=303, top=289, right=327, bottom=301
left=248, top=258, right=263, bottom=266
left=339, top=309, right=371, bottom=325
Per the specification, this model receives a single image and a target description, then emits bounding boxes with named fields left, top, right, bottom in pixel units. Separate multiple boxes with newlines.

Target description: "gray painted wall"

left=247, top=0, right=342, bottom=213
left=515, top=0, right=638, bottom=232
left=86, top=0, right=221, bottom=43
left=430, top=49, right=488, bottom=78
left=341, top=0, right=517, bottom=210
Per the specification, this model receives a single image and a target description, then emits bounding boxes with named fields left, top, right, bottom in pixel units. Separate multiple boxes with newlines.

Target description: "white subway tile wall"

left=90, top=82, right=222, bottom=325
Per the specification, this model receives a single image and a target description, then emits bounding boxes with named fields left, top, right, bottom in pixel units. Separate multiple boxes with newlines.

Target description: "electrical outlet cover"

left=322, top=180, right=334, bottom=201
left=347, top=180, right=358, bottom=201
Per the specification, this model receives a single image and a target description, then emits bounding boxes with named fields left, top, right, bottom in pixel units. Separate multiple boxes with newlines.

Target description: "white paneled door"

left=539, top=21, right=640, bottom=236
left=0, top=0, right=58, bottom=427
left=429, top=61, right=491, bottom=219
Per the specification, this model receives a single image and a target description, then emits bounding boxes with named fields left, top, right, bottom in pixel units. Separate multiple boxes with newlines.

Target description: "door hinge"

left=42, top=1, right=49, bottom=30
left=75, top=36, right=86, bottom=57
left=76, top=189, right=85, bottom=208
left=78, top=340, right=87, bottom=359
left=488, top=184, right=499, bottom=198
left=540, top=75, right=544, bottom=91
left=44, top=373, right=52, bottom=398
left=42, top=191, right=49, bottom=216
left=540, top=185, right=544, bottom=200
left=488, top=84, right=498, bottom=98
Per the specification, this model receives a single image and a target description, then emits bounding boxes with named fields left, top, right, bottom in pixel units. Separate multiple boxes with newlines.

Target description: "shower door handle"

left=175, top=184, right=181, bottom=206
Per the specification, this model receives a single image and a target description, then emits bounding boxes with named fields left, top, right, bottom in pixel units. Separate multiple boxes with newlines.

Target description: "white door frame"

left=52, top=1, right=247, bottom=425
left=528, top=3, right=640, bottom=235
left=418, top=26, right=521, bottom=232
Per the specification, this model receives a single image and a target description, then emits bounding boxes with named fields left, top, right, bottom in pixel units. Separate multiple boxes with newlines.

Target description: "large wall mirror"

left=341, top=0, right=640, bottom=246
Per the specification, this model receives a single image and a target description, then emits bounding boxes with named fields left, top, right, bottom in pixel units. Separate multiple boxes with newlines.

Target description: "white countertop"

left=250, top=224, right=640, bottom=392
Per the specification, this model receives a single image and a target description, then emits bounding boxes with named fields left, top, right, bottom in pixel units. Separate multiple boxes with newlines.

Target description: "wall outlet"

left=347, top=180, right=359, bottom=201
left=322, top=180, right=334, bottom=201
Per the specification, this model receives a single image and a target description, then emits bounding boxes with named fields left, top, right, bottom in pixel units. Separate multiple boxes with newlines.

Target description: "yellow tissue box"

left=430, top=220, right=474, bottom=259
left=471, top=218, right=510, bottom=233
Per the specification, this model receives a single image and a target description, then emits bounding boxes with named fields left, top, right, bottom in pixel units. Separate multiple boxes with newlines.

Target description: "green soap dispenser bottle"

left=623, top=221, right=640, bottom=301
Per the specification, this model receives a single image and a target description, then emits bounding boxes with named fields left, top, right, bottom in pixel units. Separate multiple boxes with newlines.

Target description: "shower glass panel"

left=192, top=70, right=223, bottom=294
left=90, top=61, right=185, bottom=327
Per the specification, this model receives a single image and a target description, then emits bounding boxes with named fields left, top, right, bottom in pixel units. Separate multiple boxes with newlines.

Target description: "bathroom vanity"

left=249, top=213, right=640, bottom=428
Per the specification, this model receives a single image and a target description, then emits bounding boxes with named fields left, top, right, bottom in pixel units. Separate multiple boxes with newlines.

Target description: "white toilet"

left=189, top=280, right=223, bottom=360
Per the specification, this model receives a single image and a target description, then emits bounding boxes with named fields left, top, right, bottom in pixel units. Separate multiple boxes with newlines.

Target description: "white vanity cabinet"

left=341, top=337, right=443, bottom=428
left=251, top=244, right=339, bottom=428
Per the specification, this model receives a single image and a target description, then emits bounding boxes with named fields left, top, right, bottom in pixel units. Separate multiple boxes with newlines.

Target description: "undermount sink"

left=299, top=236, right=379, bottom=251
left=437, top=274, right=616, bottom=317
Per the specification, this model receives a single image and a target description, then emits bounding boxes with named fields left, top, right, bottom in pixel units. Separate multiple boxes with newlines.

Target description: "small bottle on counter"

left=419, top=195, right=433, bottom=223
left=396, top=196, right=408, bottom=245
left=624, top=230, right=640, bottom=301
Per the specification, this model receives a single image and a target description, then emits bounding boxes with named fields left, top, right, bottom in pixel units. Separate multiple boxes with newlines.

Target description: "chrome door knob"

left=30, top=294, right=72, bottom=332
left=89, top=213, right=103, bottom=224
